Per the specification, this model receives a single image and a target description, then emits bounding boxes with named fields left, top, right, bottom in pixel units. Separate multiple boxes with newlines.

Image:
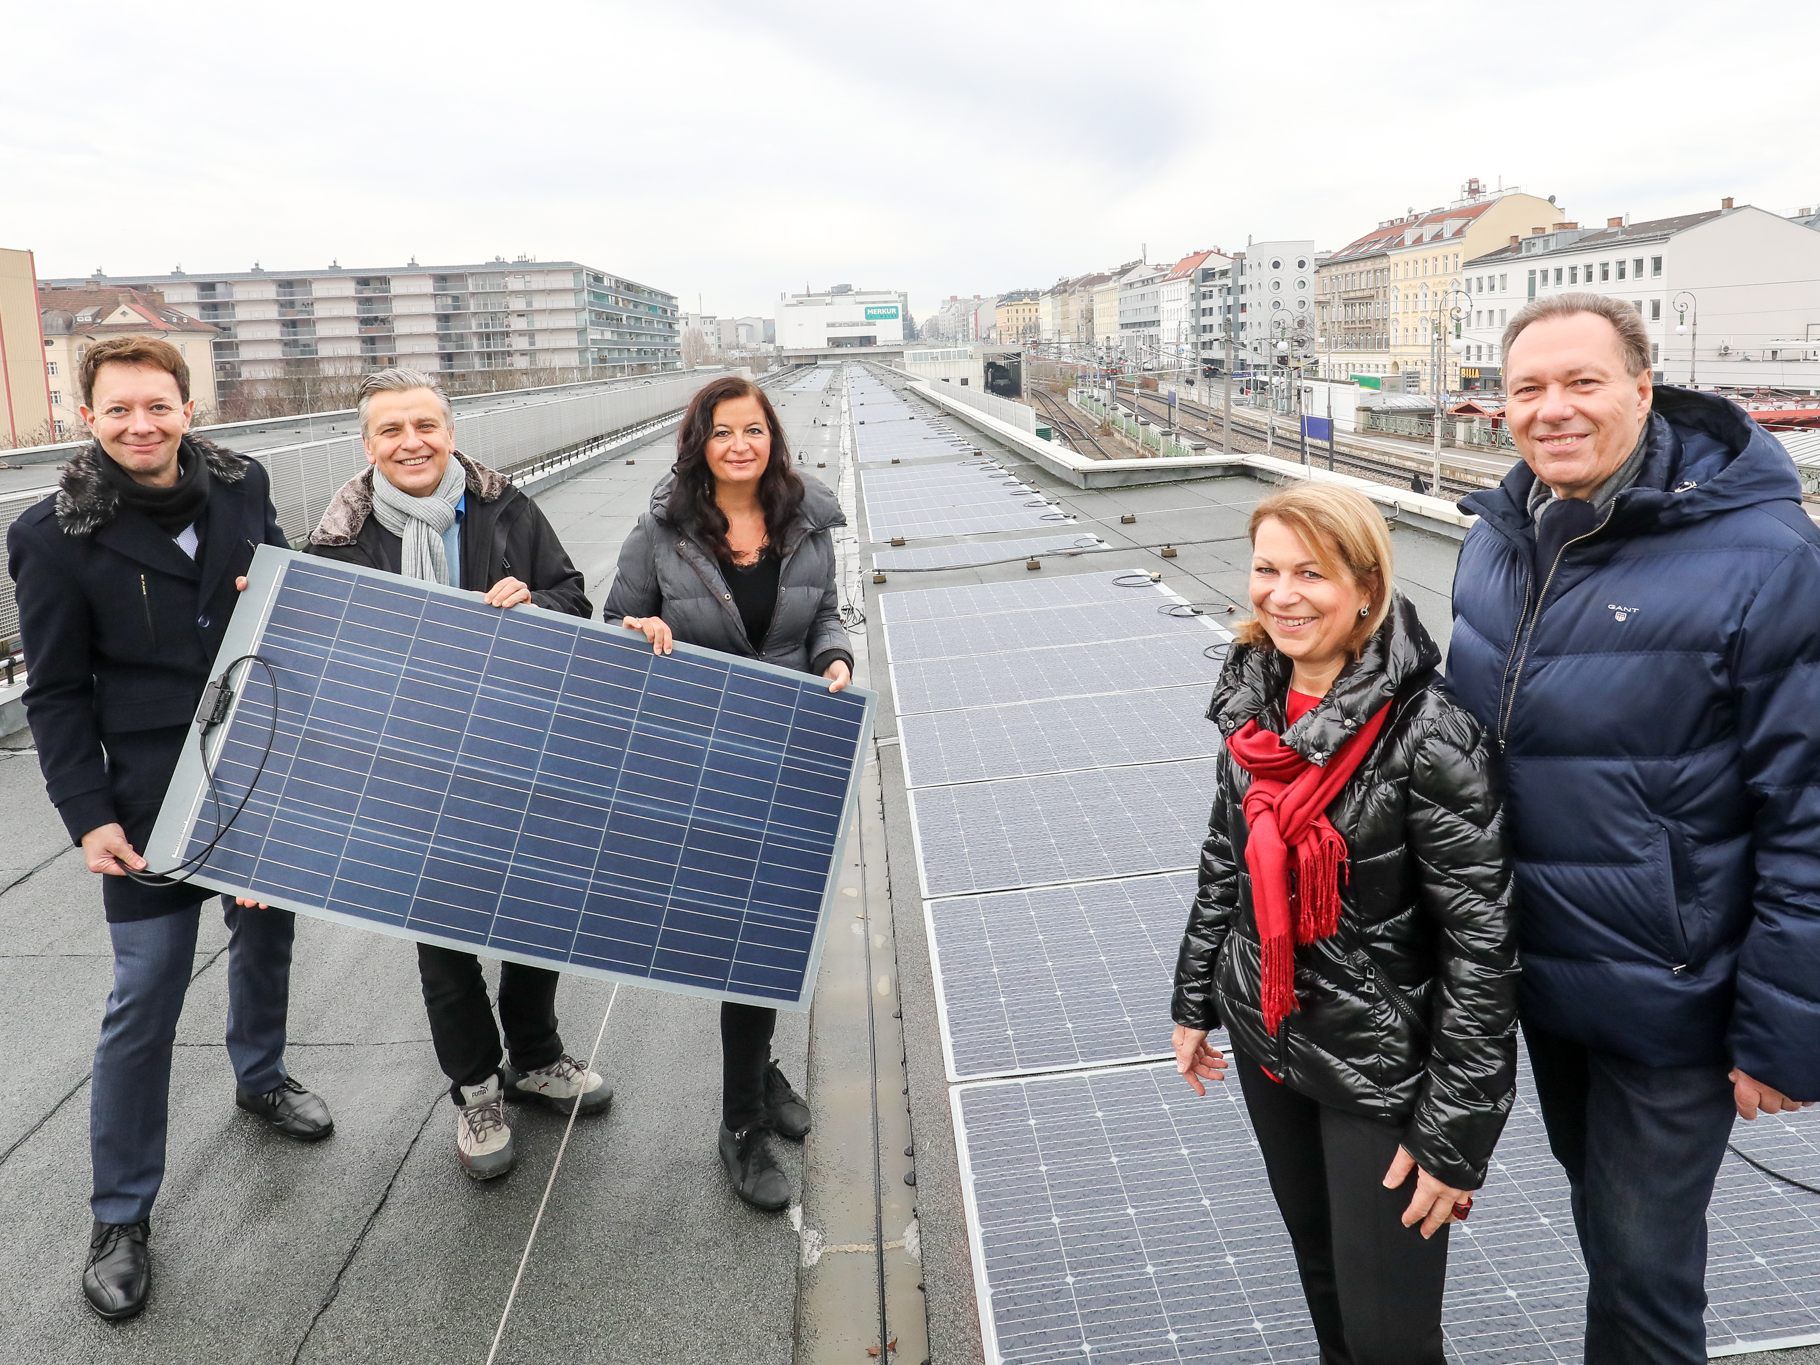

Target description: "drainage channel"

left=794, top=366, right=927, bottom=1365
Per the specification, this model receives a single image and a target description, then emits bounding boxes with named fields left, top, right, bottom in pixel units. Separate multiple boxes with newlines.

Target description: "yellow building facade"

left=996, top=293, right=1039, bottom=343
left=1317, top=189, right=1561, bottom=394
left=0, top=247, right=54, bottom=447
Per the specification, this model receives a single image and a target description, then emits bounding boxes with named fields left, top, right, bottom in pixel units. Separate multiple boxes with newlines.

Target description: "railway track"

left=1117, top=386, right=1499, bottom=499
left=1027, top=386, right=1115, bottom=459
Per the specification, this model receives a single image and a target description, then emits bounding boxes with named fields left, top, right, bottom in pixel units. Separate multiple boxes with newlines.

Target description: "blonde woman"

left=1170, top=484, right=1517, bottom=1365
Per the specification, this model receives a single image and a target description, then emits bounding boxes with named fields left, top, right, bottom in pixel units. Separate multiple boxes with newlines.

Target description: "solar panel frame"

left=907, top=757, right=1217, bottom=898
left=926, top=871, right=1197, bottom=1081
left=869, top=533, right=1107, bottom=573
left=898, top=685, right=1220, bottom=788
left=890, top=632, right=1226, bottom=718
left=148, top=548, right=875, bottom=1011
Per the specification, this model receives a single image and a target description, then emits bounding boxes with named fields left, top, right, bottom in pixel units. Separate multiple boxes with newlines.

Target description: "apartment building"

left=1315, top=182, right=1558, bottom=392
left=1463, top=200, right=1820, bottom=392
left=44, top=257, right=681, bottom=392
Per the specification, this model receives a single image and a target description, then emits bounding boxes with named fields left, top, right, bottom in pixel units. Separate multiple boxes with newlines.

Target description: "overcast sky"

left=5, top=0, right=1815, bottom=323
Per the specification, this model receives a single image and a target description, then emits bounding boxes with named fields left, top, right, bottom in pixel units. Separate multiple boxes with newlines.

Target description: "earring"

left=1359, top=605, right=1371, bottom=617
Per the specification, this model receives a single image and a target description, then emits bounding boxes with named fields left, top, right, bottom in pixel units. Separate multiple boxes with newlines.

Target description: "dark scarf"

left=95, top=439, right=210, bottom=535
left=1228, top=700, right=1392, bottom=1035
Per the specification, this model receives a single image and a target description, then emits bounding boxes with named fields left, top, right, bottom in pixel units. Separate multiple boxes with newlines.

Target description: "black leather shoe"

left=83, top=1219, right=150, bottom=1321
left=235, top=1076, right=334, bottom=1142
left=764, top=1061, right=812, bottom=1141
left=718, top=1124, right=791, bottom=1211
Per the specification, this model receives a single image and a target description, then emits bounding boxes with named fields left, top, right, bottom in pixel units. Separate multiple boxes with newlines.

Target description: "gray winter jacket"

left=602, top=472, right=852, bottom=676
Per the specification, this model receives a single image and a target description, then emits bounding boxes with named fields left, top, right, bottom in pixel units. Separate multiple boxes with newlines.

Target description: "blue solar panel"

left=148, top=549, right=873, bottom=1009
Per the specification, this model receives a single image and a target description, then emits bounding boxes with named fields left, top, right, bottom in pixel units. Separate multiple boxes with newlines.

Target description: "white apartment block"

left=1463, top=200, right=1820, bottom=392
left=47, top=258, right=681, bottom=391
left=1117, top=262, right=1166, bottom=364
left=1199, top=241, right=1317, bottom=372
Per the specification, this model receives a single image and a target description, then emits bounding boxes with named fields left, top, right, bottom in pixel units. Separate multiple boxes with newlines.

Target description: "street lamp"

left=1673, top=290, right=1699, bottom=388
left=1429, top=287, right=1470, bottom=495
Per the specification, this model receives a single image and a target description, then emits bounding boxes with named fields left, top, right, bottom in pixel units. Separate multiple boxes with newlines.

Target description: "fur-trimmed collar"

left=309, top=451, right=512, bottom=548
left=54, top=436, right=248, bottom=537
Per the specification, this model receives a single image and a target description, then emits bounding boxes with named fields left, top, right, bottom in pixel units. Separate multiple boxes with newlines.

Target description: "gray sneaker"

left=456, top=1074, right=515, bottom=1180
left=501, top=1054, right=614, bottom=1116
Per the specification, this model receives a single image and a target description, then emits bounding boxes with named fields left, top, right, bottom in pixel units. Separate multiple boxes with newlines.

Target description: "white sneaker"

left=502, top=1054, right=614, bottom=1116
left=455, top=1074, right=515, bottom=1180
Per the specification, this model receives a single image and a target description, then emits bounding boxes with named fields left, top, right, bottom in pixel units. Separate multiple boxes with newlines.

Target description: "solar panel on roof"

left=954, top=1057, right=1820, bottom=1363
left=148, top=549, right=873, bottom=1010
left=890, top=633, right=1224, bottom=717
left=879, top=570, right=1154, bottom=625
left=898, top=686, right=1219, bottom=788
left=928, top=871, right=1195, bottom=1080
left=908, top=757, right=1216, bottom=898
left=884, top=596, right=1223, bottom=664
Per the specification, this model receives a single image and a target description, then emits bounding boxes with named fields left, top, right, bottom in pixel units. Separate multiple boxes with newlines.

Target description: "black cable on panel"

left=1726, top=1141, right=1820, bottom=1198
left=122, top=654, right=281, bottom=887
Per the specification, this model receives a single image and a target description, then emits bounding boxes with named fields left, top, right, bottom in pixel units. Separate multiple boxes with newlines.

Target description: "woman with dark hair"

left=603, top=374, right=851, bottom=1211
left=1169, top=483, right=1518, bottom=1364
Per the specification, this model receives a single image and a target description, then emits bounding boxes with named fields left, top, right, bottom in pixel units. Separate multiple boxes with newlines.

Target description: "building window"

left=1634, top=301, right=1644, bottom=314
left=1650, top=256, right=1663, bottom=277
left=1616, top=260, right=1626, bottom=280
left=50, top=389, right=62, bottom=406
left=1650, top=299, right=1662, bottom=320
left=1651, top=342, right=1660, bottom=364
left=1570, top=266, right=1579, bottom=284
left=46, top=360, right=58, bottom=376
left=1633, top=258, right=1644, bottom=277
left=1554, top=268, right=1564, bottom=285
left=1600, top=262, right=1610, bottom=282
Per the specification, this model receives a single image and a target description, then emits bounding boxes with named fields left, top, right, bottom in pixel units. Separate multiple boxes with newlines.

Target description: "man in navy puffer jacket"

left=1449, top=294, right=1820, bottom=1365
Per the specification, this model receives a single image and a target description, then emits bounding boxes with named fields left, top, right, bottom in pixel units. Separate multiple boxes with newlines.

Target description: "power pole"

left=1222, top=314, right=1235, bottom=454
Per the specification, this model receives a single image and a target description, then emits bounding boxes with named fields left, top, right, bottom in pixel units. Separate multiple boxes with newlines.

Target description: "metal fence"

left=911, top=375, right=1038, bottom=434
left=1, top=368, right=733, bottom=663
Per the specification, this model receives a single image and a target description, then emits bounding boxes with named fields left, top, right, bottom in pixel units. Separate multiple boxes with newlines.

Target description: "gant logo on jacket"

left=1607, top=603, right=1640, bottom=622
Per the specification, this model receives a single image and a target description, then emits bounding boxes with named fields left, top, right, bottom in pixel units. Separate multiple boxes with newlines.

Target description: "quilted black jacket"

left=1171, top=593, right=1518, bottom=1190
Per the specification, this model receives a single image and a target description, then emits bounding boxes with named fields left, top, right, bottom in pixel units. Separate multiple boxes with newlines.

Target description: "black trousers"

left=721, top=1002, right=777, bottom=1131
left=1523, top=1024, right=1736, bottom=1365
left=416, top=943, right=563, bottom=1102
left=1235, top=1052, right=1450, bottom=1365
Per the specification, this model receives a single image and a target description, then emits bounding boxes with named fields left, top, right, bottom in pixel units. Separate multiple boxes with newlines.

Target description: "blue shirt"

left=441, top=493, right=466, bottom=589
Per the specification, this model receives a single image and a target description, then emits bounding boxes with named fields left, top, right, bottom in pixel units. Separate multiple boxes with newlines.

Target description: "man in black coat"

left=7, top=336, right=333, bottom=1322
left=306, top=367, right=609, bottom=1182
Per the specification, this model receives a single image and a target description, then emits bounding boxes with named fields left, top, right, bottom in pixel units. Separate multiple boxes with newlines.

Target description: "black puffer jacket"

left=1171, top=594, right=1518, bottom=1190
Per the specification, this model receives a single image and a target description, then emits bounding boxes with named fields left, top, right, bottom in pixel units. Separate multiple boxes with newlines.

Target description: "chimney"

left=1556, top=221, right=1579, bottom=230
left=1509, top=235, right=1521, bottom=247
left=1607, top=216, right=1624, bottom=228
left=1721, top=196, right=1735, bottom=210
left=1531, top=226, right=1547, bottom=235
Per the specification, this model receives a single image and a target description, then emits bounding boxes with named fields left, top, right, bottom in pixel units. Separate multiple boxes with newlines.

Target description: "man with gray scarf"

left=307, top=368, right=609, bottom=1180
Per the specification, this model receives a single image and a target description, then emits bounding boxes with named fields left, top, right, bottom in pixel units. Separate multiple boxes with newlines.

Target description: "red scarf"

left=1227, top=700, right=1392, bottom=1035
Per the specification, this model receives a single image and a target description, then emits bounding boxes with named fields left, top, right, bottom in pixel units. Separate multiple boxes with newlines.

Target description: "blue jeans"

left=1523, top=1025, right=1736, bottom=1365
left=91, top=898, right=296, bottom=1224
